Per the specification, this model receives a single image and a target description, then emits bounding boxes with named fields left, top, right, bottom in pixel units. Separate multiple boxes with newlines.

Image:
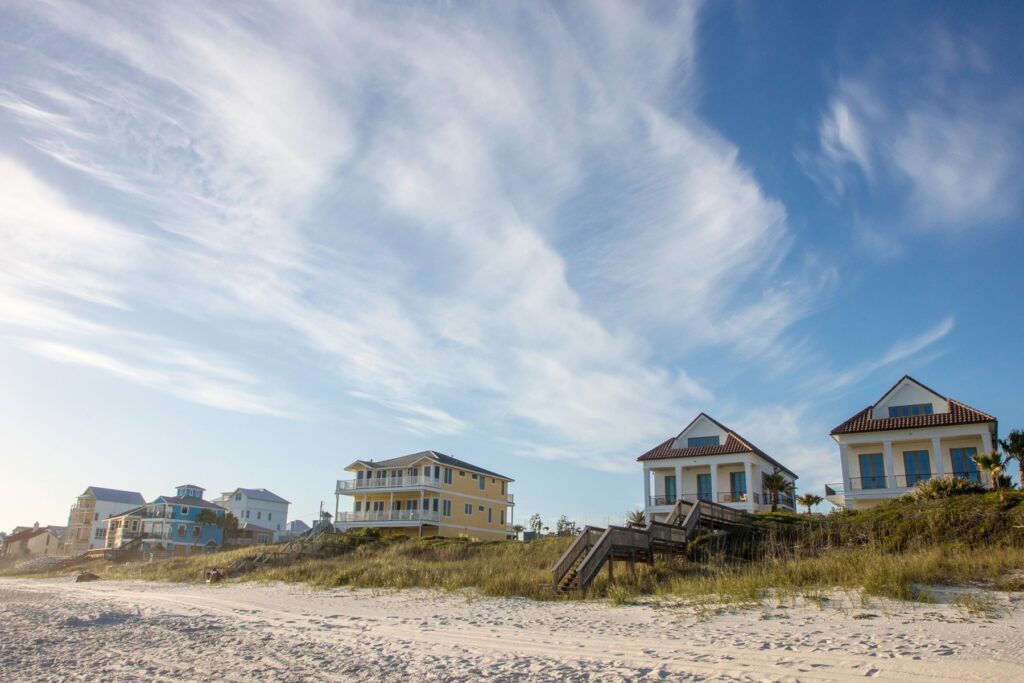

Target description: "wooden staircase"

left=551, top=498, right=753, bottom=593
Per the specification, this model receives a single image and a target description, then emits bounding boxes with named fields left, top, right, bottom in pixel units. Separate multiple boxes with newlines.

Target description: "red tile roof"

left=830, top=399, right=995, bottom=435
left=3, top=528, right=49, bottom=544
left=636, top=414, right=797, bottom=478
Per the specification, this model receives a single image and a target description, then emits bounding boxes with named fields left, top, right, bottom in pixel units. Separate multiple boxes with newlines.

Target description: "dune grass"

left=6, top=492, right=1024, bottom=607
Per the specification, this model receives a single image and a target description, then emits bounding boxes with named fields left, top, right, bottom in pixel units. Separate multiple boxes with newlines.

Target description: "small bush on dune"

left=907, top=475, right=986, bottom=500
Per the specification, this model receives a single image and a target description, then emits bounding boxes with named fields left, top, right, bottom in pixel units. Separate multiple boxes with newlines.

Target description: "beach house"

left=826, top=375, right=998, bottom=510
left=215, top=488, right=290, bottom=543
left=2, top=524, right=64, bottom=559
left=334, top=450, right=514, bottom=540
left=638, top=413, right=798, bottom=520
left=105, top=484, right=226, bottom=555
left=63, top=486, right=146, bottom=556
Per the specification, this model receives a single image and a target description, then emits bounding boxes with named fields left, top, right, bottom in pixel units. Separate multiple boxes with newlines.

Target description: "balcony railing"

left=848, top=476, right=889, bottom=491
left=846, top=471, right=989, bottom=493
left=336, top=476, right=443, bottom=494
left=335, top=509, right=442, bottom=524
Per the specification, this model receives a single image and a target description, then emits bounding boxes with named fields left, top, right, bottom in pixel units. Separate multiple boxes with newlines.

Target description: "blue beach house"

left=105, top=484, right=227, bottom=555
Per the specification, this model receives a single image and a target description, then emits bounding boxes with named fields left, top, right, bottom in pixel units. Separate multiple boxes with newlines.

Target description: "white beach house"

left=638, top=413, right=798, bottom=519
left=826, top=375, right=997, bottom=510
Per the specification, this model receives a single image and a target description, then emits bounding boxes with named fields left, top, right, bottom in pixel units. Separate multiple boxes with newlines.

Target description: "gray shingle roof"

left=85, top=487, right=146, bottom=505
left=348, top=450, right=513, bottom=481
left=231, top=488, right=290, bottom=505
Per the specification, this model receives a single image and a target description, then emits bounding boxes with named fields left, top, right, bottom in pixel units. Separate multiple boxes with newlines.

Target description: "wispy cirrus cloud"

left=0, top=0, right=830, bottom=470
left=804, top=30, right=1024, bottom=233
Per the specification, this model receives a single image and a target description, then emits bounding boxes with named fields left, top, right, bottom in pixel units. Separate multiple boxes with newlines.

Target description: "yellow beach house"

left=826, top=375, right=997, bottom=510
left=334, top=450, right=514, bottom=540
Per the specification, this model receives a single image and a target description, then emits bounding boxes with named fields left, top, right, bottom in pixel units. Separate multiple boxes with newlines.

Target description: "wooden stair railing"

left=552, top=498, right=756, bottom=592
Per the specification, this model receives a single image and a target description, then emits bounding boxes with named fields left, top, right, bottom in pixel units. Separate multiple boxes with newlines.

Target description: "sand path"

left=2, top=577, right=1023, bottom=681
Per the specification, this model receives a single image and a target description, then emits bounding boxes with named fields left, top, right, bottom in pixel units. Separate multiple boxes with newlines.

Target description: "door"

left=663, top=475, right=677, bottom=503
left=729, top=472, right=747, bottom=501
left=950, top=448, right=980, bottom=482
left=902, top=450, right=931, bottom=487
left=697, top=473, right=712, bottom=501
left=858, top=453, right=886, bottom=489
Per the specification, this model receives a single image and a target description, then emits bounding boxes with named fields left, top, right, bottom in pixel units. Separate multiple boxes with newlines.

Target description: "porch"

left=643, top=455, right=796, bottom=517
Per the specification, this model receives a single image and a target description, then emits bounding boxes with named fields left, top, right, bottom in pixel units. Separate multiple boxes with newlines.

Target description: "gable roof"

left=831, top=400, right=996, bottom=435
left=4, top=527, right=54, bottom=543
left=153, top=495, right=225, bottom=511
left=636, top=413, right=797, bottom=478
left=228, top=488, right=291, bottom=505
left=347, top=450, right=513, bottom=481
left=84, top=487, right=146, bottom=505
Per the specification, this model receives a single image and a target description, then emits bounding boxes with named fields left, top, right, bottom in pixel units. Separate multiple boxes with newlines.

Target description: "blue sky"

left=1, top=1, right=1022, bottom=531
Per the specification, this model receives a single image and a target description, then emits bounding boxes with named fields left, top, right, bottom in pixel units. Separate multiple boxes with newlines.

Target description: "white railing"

left=507, top=493, right=514, bottom=504
left=335, top=509, right=441, bottom=523
left=335, top=476, right=443, bottom=494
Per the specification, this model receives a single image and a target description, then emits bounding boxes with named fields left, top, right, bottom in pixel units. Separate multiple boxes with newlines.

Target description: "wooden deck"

left=551, top=499, right=753, bottom=592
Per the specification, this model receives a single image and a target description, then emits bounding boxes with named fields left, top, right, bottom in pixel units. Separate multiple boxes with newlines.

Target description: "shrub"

left=907, top=475, right=986, bottom=500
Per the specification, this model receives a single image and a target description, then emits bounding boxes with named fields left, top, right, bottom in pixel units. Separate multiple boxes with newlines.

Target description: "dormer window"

left=888, top=404, right=933, bottom=418
left=687, top=436, right=720, bottom=448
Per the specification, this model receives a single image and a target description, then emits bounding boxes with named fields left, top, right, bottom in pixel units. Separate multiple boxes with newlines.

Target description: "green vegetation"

left=907, top=475, right=986, bottom=500
left=5, top=492, right=1023, bottom=609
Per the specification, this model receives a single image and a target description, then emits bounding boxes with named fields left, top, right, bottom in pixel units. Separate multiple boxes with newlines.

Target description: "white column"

left=981, top=430, right=993, bottom=454
left=643, top=466, right=651, bottom=510
left=674, top=464, right=683, bottom=503
left=744, top=458, right=754, bottom=512
left=709, top=463, right=719, bottom=504
left=388, top=491, right=394, bottom=519
left=839, top=443, right=851, bottom=491
left=883, top=440, right=895, bottom=489
left=932, top=436, right=945, bottom=476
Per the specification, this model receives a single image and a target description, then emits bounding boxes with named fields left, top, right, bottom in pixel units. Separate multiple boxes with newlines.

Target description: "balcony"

left=335, top=476, right=443, bottom=495
left=648, top=491, right=795, bottom=510
left=335, top=509, right=441, bottom=524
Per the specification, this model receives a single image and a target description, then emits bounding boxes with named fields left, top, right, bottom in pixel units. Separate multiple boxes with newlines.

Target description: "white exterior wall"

left=871, top=382, right=947, bottom=419
left=671, top=416, right=727, bottom=448
left=85, top=500, right=141, bottom=550
left=220, top=494, right=289, bottom=541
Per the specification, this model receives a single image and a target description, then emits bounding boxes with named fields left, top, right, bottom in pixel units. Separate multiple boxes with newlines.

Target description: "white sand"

left=2, top=578, right=1023, bottom=681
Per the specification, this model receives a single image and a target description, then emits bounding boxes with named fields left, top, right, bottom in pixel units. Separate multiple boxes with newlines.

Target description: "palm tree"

left=971, top=451, right=1006, bottom=492
left=762, top=472, right=795, bottom=513
left=1000, top=429, right=1024, bottom=476
left=796, top=493, right=823, bottom=515
left=626, top=509, right=646, bottom=528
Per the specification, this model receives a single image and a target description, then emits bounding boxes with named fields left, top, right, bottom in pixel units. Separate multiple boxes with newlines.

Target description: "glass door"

left=697, top=473, right=712, bottom=501
left=664, top=475, right=677, bottom=503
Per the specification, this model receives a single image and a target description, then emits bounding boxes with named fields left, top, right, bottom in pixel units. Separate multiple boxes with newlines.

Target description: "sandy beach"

left=1, top=578, right=1023, bottom=681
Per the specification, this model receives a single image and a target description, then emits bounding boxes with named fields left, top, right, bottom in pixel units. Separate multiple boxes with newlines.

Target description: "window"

left=859, top=453, right=886, bottom=489
left=464, top=503, right=472, bottom=515
left=500, top=510, right=505, bottom=525
left=434, top=466, right=440, bottom=479
left=94, top=513, right=99, bottom=521
left=193, top=525, right=201, bottom=537
left=180, top=506, right=189, bottom=516
left=902, top=450, right=931, bottom=487
left=479, top=476, right=485, bottom=491
left=433, top=498, right=439, bottom=512
left=393, top=500, right=402, bottom=510
left=373, top=501, right=384, bottom=512
left=245, top=510, right=250, bottom=518
left=488, top=508, right=493, bottom=524
left=951, top=447, right=980, bottom=482
left=177, top=524, right=186, bottom=537
left=729, top=471, right=747, bottom=499
left=478, top=505, right=484, bottom=512
left=268, top=513, right=272, bottom=521
left=94, top=528, right=106, bottom=540
left=355, top=501, right=362, bottom=512
left=664, top=475, right=677, bottom=501
left=459, top=470, right=465, bottom=477
left=696, top=474, right=712, bottom=501
left=235, top=493, right=242, bottom=500
left=500, top=481, right=506, bottom=496
left=444, top=468, right=453, bottom=484
left=257, top=511, right=261, bottom=520
left=687, top=436, right=720, bottom=448
left=357, top=471, right=364, bottom=480
left=472, top=473, right=478, bottom=479
left=888, top=404, right=934, bottom=418
left=443, top=500, right=452, bottom=517
left=410, top=499, right=419, bottom=511
left=424, top=466, right=431, bottom=477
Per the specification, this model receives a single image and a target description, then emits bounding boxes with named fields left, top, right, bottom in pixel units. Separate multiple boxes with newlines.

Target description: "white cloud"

left=0, top=1, right=827, bottom=469
left=807, top=35, right=1024, bottom=232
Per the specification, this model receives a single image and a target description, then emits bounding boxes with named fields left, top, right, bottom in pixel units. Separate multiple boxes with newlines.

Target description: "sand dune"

left=2, top=577, right=1023, bottom=681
